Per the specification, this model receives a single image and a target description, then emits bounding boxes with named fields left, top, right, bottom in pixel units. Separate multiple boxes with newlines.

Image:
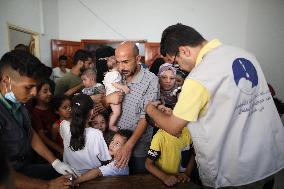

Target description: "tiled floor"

left=273, top=169, right=284, bottom=189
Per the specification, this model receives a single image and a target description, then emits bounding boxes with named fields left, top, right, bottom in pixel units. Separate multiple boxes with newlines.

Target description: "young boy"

left=145, top=106, right=194, bottom=187
left=81, top=68, right=105, bottom=96
left=75, top=129, right=132, bottom=184
left=103, top=55, right=130, bottom=131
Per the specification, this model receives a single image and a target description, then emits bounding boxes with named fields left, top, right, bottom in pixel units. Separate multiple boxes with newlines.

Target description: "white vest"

left=187, top=45, right=284, bottom=188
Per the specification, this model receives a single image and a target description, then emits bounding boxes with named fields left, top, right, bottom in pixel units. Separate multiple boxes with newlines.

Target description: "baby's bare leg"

left=109, top=103, right=121, bottom=132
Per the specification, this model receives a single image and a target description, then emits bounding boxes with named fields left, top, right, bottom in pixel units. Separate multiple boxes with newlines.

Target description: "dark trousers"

left=129, top=156, right=147, bottom=174
left=18, top=163, right=60, bottom=180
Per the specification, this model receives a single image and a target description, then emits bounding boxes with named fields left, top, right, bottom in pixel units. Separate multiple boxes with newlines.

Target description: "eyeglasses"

left=172, top=51, right=179, bottom=68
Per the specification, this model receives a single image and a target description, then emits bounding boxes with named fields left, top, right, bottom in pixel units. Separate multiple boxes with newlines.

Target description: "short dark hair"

left=95, top=46, right=115, bottom=60
left=160, top=23, right=205, bottom=56
left=0, top=50, right=51, bottom=80
left=14, top=44, right=29, bottom=52
left=59, top=55, right=67, bottom=61
left=176, top=68, right=189, bottom=79
left=117, top=129, right=132, bottom=140
left=72, top=49, right=91, bottom=65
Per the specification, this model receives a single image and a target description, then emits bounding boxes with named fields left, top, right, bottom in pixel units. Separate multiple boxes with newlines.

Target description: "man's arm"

left=31, top=129, right=78, bottom=176
left=31, top=128, right=57, bottom=163
left=37, top=129, right=63, bottom=156
left=64, top=83, right=83, bottom=96
left=90, top=94, right=103, bottom=103
left=115, top=118, right=148, bottom=168
left=112, top=83, right=130, bottom=94
left=13, top=170, right=72, bottom=189
left=146, top=102, right=188, bottom=137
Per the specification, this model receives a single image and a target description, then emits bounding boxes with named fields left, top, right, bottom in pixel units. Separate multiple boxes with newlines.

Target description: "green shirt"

left=54, top=72, right=82, bottom=95
left=0, top=93, right=23, bottom=125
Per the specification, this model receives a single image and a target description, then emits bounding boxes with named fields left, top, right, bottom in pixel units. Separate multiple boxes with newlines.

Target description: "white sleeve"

left=96, top=131, right=112, bottom=161
left=99, top=161, right=129, bottom=176
left=59, top=120, right=70, bottom=139
left=111, top=71, right=122, bottom=83
left=105, top=71, right=121, bottom=84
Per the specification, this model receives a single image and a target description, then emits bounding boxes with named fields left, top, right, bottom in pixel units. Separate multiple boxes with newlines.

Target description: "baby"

left=81, top=68, right=105, bottom=96
left=103, top=55, right=130, bottom=131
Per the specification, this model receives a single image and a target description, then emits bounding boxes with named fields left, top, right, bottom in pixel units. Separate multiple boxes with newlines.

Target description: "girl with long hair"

left=60, top=94, right=111, bottom=175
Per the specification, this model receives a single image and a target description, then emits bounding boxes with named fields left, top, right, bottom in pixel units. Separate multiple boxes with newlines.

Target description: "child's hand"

left=162, top=175, right=178, bottom=187
left=122, top=86, right=130, bottom=94
left=177, top=173, right=190, bottom=183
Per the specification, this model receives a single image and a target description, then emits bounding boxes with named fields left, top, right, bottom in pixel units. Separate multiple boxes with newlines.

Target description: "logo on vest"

left=232, top=58, right=258, bottom=95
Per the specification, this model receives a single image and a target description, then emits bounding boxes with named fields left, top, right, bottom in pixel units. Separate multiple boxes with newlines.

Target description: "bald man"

left=114, top=42, right=159, bottom=174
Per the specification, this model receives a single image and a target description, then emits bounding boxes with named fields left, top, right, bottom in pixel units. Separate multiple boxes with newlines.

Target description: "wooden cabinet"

left=145, top=42, right=160, bottom=67
left=51, top=39, right=160, bottom=68
left=81, top=40, right=124, bottom=51
left=51, top=39, right=81, bottom=68
left=81, top=39, right=147, bottom=63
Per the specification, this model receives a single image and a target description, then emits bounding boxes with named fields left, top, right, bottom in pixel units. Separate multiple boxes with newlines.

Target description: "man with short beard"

left=54, top=49, right=93, bottom=96
left=114, top=41, right=159, bottom=174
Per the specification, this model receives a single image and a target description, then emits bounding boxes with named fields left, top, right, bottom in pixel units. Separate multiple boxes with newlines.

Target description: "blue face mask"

left=4, top=78, right=19, bottom=104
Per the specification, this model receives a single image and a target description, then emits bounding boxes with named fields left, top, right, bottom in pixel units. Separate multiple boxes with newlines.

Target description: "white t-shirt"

left=103, top=70, right=122, bottom=96
left=60, top=120, right=111, bottom=174
left=99, top=161, right=129, bottom=176
left=52, top=67, right=70, bottom=83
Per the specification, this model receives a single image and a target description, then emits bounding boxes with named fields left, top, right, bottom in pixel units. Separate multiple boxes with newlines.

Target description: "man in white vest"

left=145, top=23, right=284, bottom=188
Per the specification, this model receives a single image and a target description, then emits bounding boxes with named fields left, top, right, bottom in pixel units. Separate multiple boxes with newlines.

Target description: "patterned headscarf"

left=158, top=63, right=177, bottom=77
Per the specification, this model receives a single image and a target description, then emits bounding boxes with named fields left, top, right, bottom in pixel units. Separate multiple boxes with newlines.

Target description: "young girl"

left=175, top=69, right=189, bottom=87
left=103, top=55, right=130, bottom=132
left=51, top=95, right=71, bottom=148
left=158, top=63, right=178, bottom=109
left=31, top=79, right=63, bottom=156
left=90, top=112, right=115, bottom=145
left=60, top=94, right=111, bottom=175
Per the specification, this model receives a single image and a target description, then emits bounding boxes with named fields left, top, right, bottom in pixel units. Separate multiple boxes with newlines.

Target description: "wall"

left=58, top=0, right=248, bottom=47
left=40, top=0, right=59, bottom=66
left=57, top=0, right=284, bottom=99
left=246, top=0, right=284, bottom=99
left=0, top=0, right=283, bottom=99
left=0, top=0, right=59, bottom=67
left=9, top=29, right=31, bottom=49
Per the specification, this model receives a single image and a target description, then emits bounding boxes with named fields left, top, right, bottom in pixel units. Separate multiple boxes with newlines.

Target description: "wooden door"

left=51, top=39, right=81, bottom=68
left=145, top=42, right=160, bottom=67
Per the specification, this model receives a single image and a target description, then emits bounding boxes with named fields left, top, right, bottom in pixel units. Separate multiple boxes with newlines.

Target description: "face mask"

left=4, top=78, right=19, bottom=104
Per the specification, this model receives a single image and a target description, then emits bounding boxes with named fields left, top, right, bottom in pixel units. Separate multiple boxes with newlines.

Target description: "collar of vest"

left=196, top=39, right=222, bottom=66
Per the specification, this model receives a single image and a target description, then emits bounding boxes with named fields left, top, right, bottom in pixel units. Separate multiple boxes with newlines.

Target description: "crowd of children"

left=17, top=45, right=199, bottom=187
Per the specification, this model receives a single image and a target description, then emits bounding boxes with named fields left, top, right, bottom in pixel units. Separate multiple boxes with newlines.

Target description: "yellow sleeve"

left=149, top=131, right=162, bottom=152
left=173, top=79, right=209, bottom=122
